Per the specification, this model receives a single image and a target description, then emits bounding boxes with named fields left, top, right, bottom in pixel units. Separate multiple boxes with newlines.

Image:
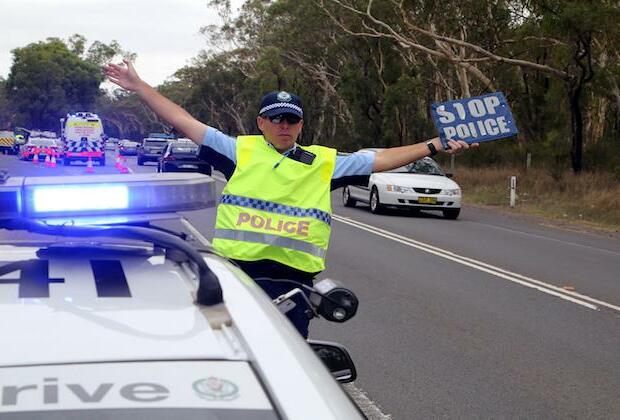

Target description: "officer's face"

left=257, top=114, right=303, bottom=153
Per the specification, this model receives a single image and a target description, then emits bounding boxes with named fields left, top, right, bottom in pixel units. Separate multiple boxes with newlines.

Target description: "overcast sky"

left=0, top=0, right=242, bottom=87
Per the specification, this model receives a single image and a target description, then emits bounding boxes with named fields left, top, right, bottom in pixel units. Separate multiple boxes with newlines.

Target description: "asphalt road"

left=2, top=151, right=619, bottom=419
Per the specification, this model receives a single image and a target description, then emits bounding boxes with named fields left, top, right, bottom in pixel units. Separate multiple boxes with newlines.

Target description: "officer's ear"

left=256, top=116, right=265, bottom=133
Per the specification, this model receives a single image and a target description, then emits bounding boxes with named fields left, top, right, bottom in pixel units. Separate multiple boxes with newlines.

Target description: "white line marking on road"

left=468, top=221, right=620, bottom=257
left=333, top=214, right=620, bottom=313
left=344, top=383, right=392, bottom=419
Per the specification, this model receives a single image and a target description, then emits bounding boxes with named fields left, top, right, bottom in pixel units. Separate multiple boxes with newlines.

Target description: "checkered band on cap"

left=259, top=102, right=303, bottom=116
left=221, top=194, right=331, bottom=225
left=258, top=91, right=303, bottom=117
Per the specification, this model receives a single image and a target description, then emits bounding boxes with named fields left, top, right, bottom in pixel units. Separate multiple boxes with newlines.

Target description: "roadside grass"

left=451, top=166, right=620, bottom=232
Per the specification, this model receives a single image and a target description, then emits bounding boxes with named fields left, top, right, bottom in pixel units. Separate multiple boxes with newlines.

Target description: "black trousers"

left=232, top=259, right=319, bottom=338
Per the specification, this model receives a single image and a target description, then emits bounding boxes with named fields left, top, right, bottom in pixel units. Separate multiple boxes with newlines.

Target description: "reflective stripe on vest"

left=214, top=228, right=327, bottom=258
left=220, top=194, right=331, bottom=225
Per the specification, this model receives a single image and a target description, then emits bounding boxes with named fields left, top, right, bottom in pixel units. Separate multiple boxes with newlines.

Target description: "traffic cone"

left=50, top=155, right=57, bottom=168
left=115, top=154, right=122, bottom=169
left=44, top=154, right=51, bottom=167
left=86, top=157, right=95, bottom=173
left=32, top=153, right=39, bottom=165
left=118, top=155, right=129, bottom=173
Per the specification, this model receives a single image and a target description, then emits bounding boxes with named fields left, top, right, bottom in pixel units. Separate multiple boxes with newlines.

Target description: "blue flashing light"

left=2, top=173, right=216, bottom=219
left=33, top=185, right=129, bottom=213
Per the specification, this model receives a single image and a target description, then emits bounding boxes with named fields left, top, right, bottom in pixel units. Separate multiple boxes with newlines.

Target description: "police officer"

left=104, top=60, right=476, bottom=337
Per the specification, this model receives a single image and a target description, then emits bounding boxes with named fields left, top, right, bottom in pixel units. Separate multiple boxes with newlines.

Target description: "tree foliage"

left=7, top=3, right=617, bottom=173
left=5, top=35, right=134, bottom=131
left=186, top=0, right=619, bottom=173
left=0, top=77, right=13, bottom=129
left=6, top=38, right=101, bottom=129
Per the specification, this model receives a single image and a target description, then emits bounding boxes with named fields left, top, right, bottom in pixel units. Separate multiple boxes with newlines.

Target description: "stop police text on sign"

left=431, top=92, right=518, bottom=145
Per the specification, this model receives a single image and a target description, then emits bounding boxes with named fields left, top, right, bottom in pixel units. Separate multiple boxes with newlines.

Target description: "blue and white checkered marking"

left=65, top=140, right=103, bottom=153
left=259, top=103, right=303, bottom=116
left=221, top=194, right=331, bottom=225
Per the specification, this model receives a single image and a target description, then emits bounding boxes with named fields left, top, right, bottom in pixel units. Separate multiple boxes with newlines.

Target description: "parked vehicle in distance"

left=157, top=139, right=211, bottom=175
left=19, top=137, right=63, bottom=161
left=137, top=137, right=171, bottom=165
left=61, top=112, right=106, bottom=166
left=105, top=137, right=118, bottom=151
left=118, top=140, right=139, bottom=156
left=0, top=131, right=18, bottom=155
left=343, top=149, right=462, bottom=219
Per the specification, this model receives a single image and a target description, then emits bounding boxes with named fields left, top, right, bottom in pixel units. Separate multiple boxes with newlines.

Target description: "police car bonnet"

left=259, top=91, right=303, bottom=118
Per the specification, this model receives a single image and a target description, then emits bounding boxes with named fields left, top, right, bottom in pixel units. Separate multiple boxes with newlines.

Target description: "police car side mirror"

left=308, top=340, right=357, bottom=383
left=310, top=278, right=358, bottom=323
left=445, top=173, right=454, bottom=178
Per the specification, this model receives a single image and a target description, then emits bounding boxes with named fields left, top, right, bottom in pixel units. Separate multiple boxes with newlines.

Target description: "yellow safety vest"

left=212, top=135, right=336, bottom=273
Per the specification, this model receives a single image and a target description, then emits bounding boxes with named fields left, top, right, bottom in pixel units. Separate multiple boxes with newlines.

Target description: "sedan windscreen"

left=144, top=140, right=169, bottom=148
left=389, top=160, right=445, bottom=176
left=27, top=139, right=56, bottom=147
left=171, top=146, right=198, bottom=154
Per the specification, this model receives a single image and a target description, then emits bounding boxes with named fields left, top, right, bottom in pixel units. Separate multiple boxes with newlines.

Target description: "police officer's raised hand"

left=103, top=59, right=143, bottom=92
left=439, top=138, right=480, bottom=154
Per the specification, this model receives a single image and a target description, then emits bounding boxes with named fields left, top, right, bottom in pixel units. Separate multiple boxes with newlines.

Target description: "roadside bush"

left=451, top=166, right=620, bottom=231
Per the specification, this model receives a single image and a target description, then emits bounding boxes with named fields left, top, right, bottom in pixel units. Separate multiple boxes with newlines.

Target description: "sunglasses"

left=263, top=114, right=302, bottom=125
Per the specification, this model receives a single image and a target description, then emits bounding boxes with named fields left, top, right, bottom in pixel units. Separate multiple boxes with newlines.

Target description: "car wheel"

left=342, top=186, right=356, bottom=207
left=100, top=157, right=105, bottom=166
left=137, top=157, right=144, bottom=166
left=63, top=158, right=70, bottom=166
left=369, top=187, right=384, bottom=214
left=443, top=208, right=460, bottom=219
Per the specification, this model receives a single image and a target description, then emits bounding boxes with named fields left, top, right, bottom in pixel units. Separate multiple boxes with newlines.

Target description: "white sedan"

left=343, top=152, right=462, bottom=219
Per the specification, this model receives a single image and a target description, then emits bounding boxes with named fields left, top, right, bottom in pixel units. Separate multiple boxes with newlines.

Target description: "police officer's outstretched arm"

left=103, top=60, right=207, bottom=145
left=373, top=137, right=478, bottom=172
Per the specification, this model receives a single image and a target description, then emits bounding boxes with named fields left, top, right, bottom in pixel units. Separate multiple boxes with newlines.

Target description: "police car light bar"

left=33, top=185, right=129, bottom=212
left=0, top=173, right=216, bottom=219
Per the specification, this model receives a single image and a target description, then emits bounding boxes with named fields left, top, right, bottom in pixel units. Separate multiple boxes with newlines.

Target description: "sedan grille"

left=413, top=188, right=441, bottom=194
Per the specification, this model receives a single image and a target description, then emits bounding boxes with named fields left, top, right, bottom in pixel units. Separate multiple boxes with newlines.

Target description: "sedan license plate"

left=418, top=196, right=437, bottom=204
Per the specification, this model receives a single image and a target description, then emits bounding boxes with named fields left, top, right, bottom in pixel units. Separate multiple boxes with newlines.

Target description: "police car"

left=61, top=113, right=106, bottom=166
left=0, top=172, right=363, bottom=419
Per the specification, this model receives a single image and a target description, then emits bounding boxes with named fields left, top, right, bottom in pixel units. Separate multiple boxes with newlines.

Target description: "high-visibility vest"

left=212, top=135, right=336, bottom=273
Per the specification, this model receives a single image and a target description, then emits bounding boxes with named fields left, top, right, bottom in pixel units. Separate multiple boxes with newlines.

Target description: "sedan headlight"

left=386, top=184, right=411, bottom=193
left=441, top=188, right=461, bottom=196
